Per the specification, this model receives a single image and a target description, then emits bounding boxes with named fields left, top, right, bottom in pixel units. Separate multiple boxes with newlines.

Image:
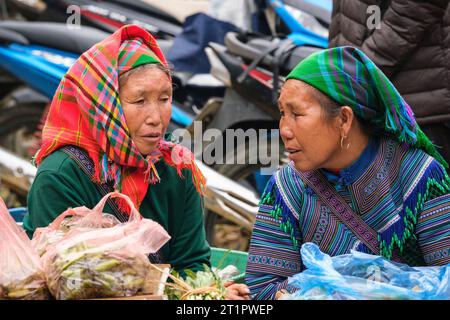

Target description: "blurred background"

left=3, top=0, right=447, bottom=252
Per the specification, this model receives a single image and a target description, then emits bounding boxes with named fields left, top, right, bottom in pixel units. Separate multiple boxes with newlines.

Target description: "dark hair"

left=304, top=82, right=383, bottom=137
left=118, top=63, right=172, bottom=88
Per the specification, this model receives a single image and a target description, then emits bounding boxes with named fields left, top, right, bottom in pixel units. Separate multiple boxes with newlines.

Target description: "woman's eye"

left=134, top=99, right=144, bottom=105
left=279, top=110, right=285, bottom=117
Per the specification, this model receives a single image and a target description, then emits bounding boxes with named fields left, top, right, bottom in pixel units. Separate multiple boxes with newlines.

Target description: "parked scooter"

left=197, top=1, right=331, bottom=193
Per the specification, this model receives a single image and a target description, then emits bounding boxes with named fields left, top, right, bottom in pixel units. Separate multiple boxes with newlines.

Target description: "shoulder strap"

left=298, top=169, right=382, bottom=255
left=298, top=169, right=406, bottom=263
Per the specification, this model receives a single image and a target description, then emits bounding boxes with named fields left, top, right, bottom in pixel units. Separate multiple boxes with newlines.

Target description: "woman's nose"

left=280, top=119, right=294, bottom=140
left=144, top=106, right=162, bottom=126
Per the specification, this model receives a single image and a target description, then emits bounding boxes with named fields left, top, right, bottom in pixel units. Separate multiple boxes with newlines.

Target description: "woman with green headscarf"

left=245, top=46, right=450, bottom=300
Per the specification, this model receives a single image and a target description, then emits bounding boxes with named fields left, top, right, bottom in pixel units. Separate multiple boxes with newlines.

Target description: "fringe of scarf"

left=385, top=107, right=448, bottom=170
left=158, top=142, right=206, bottom=196
left=95, top=141, right=206, bottom=213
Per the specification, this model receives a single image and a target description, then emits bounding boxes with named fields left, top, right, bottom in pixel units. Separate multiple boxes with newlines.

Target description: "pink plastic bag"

left=32, top=202, right=121, bottom=257
left=0, top=198, right=49, bottom=299
left=39, top=192, right=171, bottom=300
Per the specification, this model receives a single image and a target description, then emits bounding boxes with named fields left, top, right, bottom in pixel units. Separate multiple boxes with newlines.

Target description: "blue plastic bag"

left=283, top=243, right=450, bottom=300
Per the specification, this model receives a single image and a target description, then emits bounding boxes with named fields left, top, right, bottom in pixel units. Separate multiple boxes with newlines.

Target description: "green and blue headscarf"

left=286, top=46, right=448, bottom=169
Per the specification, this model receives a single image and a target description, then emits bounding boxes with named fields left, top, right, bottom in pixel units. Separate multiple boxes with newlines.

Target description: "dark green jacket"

left=23, top=149, right=211, bottom=273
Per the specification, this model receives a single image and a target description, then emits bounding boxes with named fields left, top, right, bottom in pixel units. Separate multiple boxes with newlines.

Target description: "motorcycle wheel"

left=0, top=103, right=43, bottom=160
left=0, top=102, right=43, bottom=207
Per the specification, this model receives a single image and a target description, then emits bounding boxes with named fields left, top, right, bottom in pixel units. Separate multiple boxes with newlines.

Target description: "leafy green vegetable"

left=164, top=264, right=226, bottom=300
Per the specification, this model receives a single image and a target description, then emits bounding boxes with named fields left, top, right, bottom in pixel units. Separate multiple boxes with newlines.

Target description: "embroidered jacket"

left=246, top=137, right=450, bottom=300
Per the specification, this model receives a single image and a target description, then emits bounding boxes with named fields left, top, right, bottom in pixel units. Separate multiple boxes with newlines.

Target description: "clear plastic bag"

left=282, top=243, right=450, bottom=300
left=0, top=198, right=49, bottom=300
left=40, top=192, right=171, bottom=300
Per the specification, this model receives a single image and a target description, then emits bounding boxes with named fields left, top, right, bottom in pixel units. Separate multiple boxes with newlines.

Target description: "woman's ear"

left=339, top=106, right=354, bottom=137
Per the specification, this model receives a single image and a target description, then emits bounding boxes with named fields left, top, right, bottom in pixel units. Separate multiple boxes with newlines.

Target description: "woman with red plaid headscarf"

left=22, top=24, right=239, bottom=293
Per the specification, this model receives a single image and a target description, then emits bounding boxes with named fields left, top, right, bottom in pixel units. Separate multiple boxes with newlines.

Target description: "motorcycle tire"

left=0, top=103, right=43, bottom=159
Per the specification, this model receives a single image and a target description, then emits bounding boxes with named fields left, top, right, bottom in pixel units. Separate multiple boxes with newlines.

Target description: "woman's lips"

left=141, top=133, right=161, bottom=143
left=286, top=148, right=302, bottom=160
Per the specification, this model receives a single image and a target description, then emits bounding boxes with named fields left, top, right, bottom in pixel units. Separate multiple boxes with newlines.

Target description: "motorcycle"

left=187, top=0, right=331, bottom=194
left=3, top=0, right=331, bottom=104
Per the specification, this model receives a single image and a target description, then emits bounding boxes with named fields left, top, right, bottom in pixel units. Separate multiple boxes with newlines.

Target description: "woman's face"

left=279, top=79, right=342, bottom=172
left=119, top=66, right=172, bottom=156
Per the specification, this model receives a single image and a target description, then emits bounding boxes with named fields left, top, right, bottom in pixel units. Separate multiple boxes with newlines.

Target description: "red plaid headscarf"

left=35, top=25, right=205, bottom=211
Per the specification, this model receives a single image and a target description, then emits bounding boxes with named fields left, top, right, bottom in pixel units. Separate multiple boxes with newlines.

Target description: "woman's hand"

left=224, top=281, right=251, bottom=300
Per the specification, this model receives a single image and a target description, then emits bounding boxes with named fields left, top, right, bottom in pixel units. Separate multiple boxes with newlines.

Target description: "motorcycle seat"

left=224, top=32, right=320, bottom=74
left=0, top=21, right=109, bottom=54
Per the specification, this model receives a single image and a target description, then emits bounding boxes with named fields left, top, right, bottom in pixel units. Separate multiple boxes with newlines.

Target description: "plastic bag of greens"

left=0, top=198, right=50, bottom=300
left=32, top=203, right=121, bottom=257
left=282, top=243, right=450, bottom=300
left=41, top=192, right=171, bottom=300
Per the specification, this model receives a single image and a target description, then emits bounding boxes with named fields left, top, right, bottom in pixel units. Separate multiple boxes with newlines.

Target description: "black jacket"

left=329, top=0, right=450, bottom=125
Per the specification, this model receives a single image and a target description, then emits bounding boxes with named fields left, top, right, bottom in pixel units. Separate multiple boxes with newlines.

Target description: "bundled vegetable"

left=160, top=265, right=227, bottom=300
left=0, top=198, right=50, bottom=300
left=39, top=192, right=171, bottom=300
